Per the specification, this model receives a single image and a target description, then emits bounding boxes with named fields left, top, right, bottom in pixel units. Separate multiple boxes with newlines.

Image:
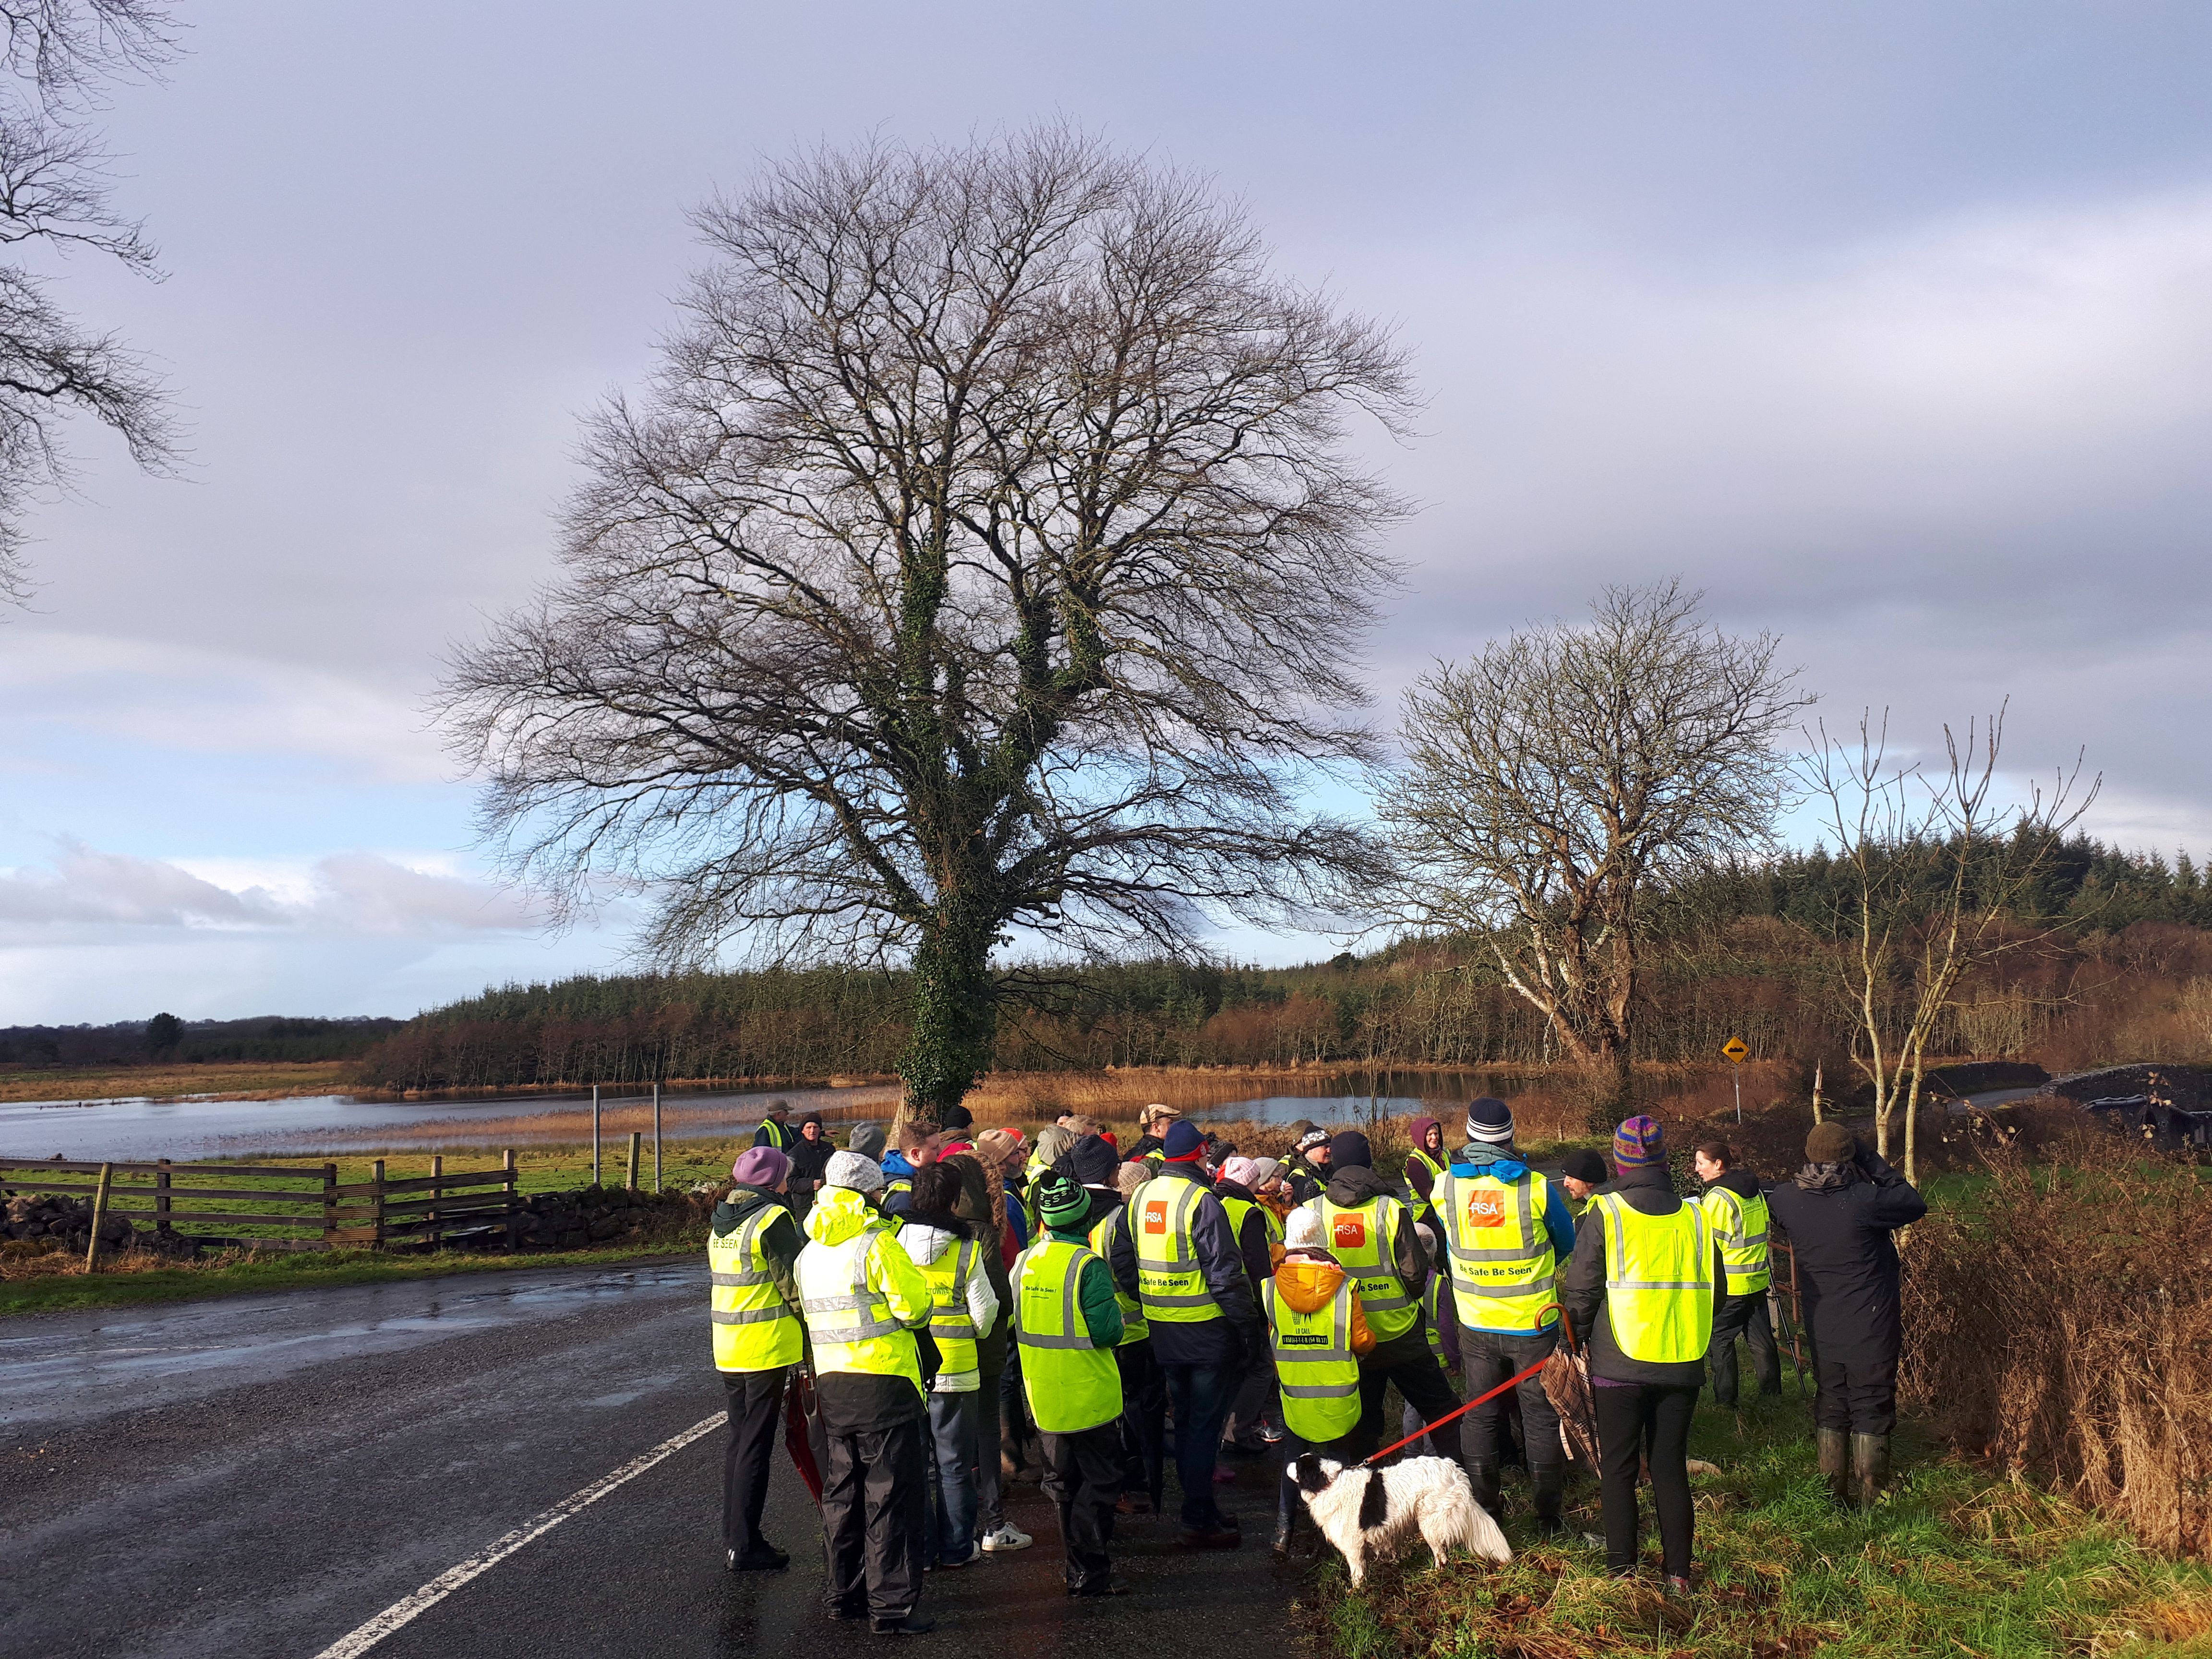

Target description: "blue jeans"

left=1158, top=1360, right=1238, bottom=1530
left=923, top=1389, right=981, bottom=1566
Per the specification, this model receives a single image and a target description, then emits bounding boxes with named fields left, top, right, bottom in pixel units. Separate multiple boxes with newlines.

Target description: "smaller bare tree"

left=1801, top=704, right=2096, bottom=1183
left=1380, top=581, right=1809, bottom=1109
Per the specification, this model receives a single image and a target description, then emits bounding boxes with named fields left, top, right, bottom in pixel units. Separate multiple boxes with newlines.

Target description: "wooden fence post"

left=323, top=1162, right=337, bottom=1249
left=156, top=1156, right=171, bottom=1231
left=372, top=1158, right=386, bottom=1251
left=504, top=1148, right=517, bottom=1246
left=84, top=1161, right=113, bottom=1273
left=626, top=1131, right=641, bottom=1191
left=429, top=1154, right=444, bottom=1250
left=652, top=1081, right=662, bottom=1192
left=592, top=1084, right=601, bottom=1187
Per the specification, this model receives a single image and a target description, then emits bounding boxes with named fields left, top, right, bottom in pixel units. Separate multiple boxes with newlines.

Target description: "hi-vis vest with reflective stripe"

left=1408, top=1146, right=1446, bottom=1222
left=1317, top=1196, right=1418, bottom=1341
left=1436, top=1166, right=1560, bottom=1334
left=708, top=1205, right=802, bottom=1371
left=797, top=1228, right=923, bottom=1390
left=1015, top=1238, right=1122, bottom=1433
left=917, top=1237, right=981, bottom=1375
left=1591, top=1192, right=1714, bottom=1365
left=1088, top=1207, right=1149, bottom=1346
left=1421, top=1272, right=1446, bottom=1365
left=1701, top=1185, right=1771, bottom=1295
left=1265, top=1276, right=1361, bottom=1443
left=1130, top=1177, right=1222, bottom=1323
left=756, top=1117, right=793, bottom=1151
left=1218, top=1193, right=1280, bottom=1252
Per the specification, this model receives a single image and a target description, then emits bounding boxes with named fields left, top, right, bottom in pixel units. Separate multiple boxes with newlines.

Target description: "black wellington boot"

left=1851, top=1432, right=1890, bottom=1509
left=1466, top=1460, right=1503, bottom=1520
left=1818, top=1427, right=1850, bottom=1510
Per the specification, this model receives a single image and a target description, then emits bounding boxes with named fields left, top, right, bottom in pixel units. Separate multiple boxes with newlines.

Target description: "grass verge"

left=1301, top=1394, right=2212, bottom=1659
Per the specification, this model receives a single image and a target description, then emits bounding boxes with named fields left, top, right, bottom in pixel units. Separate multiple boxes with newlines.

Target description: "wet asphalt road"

left=0, top=1263, right=1300, bottom=1659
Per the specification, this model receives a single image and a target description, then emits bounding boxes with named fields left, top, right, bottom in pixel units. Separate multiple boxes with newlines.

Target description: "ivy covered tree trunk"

left=901, top=912, right=999, bottom=1125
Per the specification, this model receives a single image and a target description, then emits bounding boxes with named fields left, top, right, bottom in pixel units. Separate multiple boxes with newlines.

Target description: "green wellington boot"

left=1851, top=1432, right=1890, bottom=1509
left=1818, top=1426, right=1850, bottom=1510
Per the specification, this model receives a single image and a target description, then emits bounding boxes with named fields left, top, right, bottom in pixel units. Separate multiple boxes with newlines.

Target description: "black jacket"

left=1284, top=1151, right=1329, bottom=1206
left=1563, top=1164, right=1723, bottom=1386
left=1767, top=1148, right=1926, bottom=1367
left=786, top=1130, right=835, bottom=1190
left=1108, top=1162, right=1259, bottom=1367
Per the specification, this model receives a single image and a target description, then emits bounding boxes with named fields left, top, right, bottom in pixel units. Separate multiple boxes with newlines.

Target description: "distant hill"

left=0, top=1016, right=403, bottom=1070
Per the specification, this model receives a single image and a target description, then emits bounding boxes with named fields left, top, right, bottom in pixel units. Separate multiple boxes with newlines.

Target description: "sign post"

left=1721, top=1036, right=1749, bottom=1122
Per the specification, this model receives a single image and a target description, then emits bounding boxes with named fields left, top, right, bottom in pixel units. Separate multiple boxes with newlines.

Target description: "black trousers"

left=1707, top=1291, right=1782, bottom=1405
left=1595, top=1381, right=1698, bottom=1578
left=1457, top=1327, right=1562, bottom=1473
left=1814, top=1350, right=1899, bottom=1436
left=1275, top=1423, right=1362, bottom=1528
left=1353, top=1341, right=1463, bottom=1462
left=1040, top=1421, right=1123, bottom=1594
left=820, top=1417, right=928, bottom=1621
left=1113, top=1340, right=1166, bottom=1503
left=720, top=1366, right=790, bottom=1555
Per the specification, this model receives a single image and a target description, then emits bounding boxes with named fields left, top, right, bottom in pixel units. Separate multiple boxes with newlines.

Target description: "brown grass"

left=1902, top=1131, right=2212, bottom=1559
left=0, top=1060, right=360, bottom=1104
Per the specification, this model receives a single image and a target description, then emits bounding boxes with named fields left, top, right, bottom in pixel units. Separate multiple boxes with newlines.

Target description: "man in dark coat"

left=1766, top=1121, right=1927, bottom=1508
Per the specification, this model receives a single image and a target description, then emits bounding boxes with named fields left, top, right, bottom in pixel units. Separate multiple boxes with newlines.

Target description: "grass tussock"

left=1303, top=1397, right=2212, bottom=1659
left=1902, top=1132, right=2212, bottom=1558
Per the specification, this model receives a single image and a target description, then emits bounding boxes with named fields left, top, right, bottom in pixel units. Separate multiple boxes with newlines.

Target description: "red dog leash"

left=1357, top=1355, right=1551, bottom=1467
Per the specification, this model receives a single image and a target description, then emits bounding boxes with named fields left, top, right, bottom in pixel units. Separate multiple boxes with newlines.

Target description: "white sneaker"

left=980, top=1524, right=1033, bottom=1552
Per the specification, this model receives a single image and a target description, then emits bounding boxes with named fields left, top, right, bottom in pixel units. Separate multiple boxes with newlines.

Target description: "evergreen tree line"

left=355, top=835, right=2212, bottom=1092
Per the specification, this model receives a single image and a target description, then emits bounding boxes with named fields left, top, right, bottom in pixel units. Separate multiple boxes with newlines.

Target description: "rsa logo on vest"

left=1465, top=1189, right=1506, bottom=1229
left=1331, top=1214, right=1367, bottom=1249
left=1143, top=1199, right=1169, bottom=1234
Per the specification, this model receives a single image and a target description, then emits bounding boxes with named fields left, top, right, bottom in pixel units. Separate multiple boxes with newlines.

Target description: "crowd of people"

left=708, top=1093, right=1926, bottom=1628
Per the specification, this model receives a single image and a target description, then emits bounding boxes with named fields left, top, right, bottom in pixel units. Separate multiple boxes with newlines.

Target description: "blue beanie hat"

left=1162, top=1119, right=1207, bottom=1161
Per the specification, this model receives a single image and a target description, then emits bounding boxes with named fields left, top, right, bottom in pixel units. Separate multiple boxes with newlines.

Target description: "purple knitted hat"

left=1611, top=1115, right=1666, bottom=1168
left=732, top=1146, right=791, bottom=1188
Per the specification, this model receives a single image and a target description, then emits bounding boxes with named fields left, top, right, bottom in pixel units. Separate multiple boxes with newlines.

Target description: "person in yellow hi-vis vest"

left=901, top=1161, right=1002, bottom=1570
left=709, top=1146, right=805, bottom=1574
left=1016, top=1172, right=1126, bottom=1597
left=1563, top=1117, right=1719, bottom=1599
left=1432, top=1097, right=1576, bottom=1533
left=752, top=1098, right=794, bottom=1151
left=1264, top=1206, right=1376, bottom=1558
left=796, top=1150, right=938, bottom=1635
left=1693, top=1140, right=1781, bottom=1406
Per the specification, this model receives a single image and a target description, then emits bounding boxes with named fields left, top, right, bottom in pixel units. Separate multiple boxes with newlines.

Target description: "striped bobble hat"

left=1611, top=1115, right=1666, bottom=1168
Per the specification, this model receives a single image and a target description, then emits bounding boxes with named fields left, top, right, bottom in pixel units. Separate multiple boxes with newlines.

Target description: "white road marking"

left=307, top=1412, right=725, bottom=1659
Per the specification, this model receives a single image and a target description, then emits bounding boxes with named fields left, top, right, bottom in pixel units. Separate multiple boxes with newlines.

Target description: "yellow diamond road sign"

left=1721, top=1037, right=1749, bottom=1063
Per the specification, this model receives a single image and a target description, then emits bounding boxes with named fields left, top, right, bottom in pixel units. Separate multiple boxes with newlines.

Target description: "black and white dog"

left=1292, top=1453, right=1513, bottom=1586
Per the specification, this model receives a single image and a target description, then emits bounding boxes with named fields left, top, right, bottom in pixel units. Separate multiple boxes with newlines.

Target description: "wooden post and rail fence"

left=1, top=1152, right=520, bottom=1267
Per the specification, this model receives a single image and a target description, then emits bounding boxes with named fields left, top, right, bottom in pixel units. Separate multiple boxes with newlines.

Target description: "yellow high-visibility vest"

left=796, top=1197, right=931, bottom=1393
left=1265, top=1275, right=1361, bottom=1443
left=1015, top=1238, right=1123, bottom=1433
left=708, top=1204, right=802, bottom=1371
left=757, top=1118, right=793, bottom=1151
left=1591, top=1193, right=1714, bottom=1365
left=1435, top=1166, right=1561, bottom=1335
left=1316, top=1196, right=1418, bottom=1341
left=1129, top=1177, right=1223, bottom=1324
left=1088, top=1206, right=1149, bottom=1346
left=1701, top=1185, right=1772, bottom=1295
left=917, top=1236, right=981, bottom=1375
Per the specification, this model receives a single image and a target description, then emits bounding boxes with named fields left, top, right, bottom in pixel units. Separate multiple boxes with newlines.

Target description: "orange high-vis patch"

left=1143, top=1199, right=1168, bottom=1235
left=1466, top=1189, right=1507, bottom=1228
left=1331, top=1214, right=1367, bottom=1249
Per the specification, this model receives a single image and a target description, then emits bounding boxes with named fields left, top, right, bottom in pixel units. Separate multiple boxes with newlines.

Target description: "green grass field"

left=1306, top=1393, right=2212, bottom=1658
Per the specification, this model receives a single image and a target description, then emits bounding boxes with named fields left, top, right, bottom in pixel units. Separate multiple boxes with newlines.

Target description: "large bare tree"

left=1380, top=581, right=1808, bottom=1106
left=445, top=129, right=1413, bottom=1121
left=0, top=0, right=180, bottom=602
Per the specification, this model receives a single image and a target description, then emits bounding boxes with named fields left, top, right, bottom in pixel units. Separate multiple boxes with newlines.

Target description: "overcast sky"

left=3, top=1, right=2209, bottom=1023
